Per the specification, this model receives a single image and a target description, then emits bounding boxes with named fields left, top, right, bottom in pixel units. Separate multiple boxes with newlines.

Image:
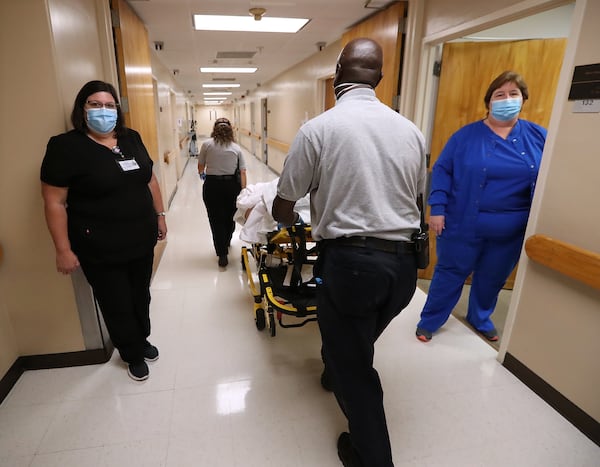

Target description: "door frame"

left=261, top=98, right=268, bottom=164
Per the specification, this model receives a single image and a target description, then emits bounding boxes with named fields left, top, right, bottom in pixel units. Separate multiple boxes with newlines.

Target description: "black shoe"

left=144, top=343, right=159, bottom=362
left=218, top=255, right=228, bottom=267
left=416, top=326, right=432, bottom=342
left=479, top=328, right=499, bottom=341
left=127, top=361, right=149, bottom=381
left=320, top=369, right=333, bottom=392
left=337, top=432, right=363, bottom=467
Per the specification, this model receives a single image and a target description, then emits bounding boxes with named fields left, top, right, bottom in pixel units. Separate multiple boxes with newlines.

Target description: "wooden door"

left=341, top=1, right=405, bottom=108
left=421, top=38, right=567, bottom=288
left=111, top=0, right=159, bottom=162
left=324, top=77, right=335, bottom=111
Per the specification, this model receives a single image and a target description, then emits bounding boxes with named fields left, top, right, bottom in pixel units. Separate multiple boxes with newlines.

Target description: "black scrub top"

left=41, top=129, right=158, bottom=263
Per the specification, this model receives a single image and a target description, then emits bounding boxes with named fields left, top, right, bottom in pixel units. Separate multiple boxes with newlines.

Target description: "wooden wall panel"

left=342, top=2, right=406, bottom=107
left=111, top=0, right=159, bottom=162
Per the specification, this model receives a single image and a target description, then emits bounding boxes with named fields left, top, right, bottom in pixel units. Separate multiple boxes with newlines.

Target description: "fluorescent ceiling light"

left=193, top=14, right=309, bottom=33
left=200, top=67, right=257, bottom=73
left=203, top=92, right=232, bottom=96
left=203, top=97, right=226, bottom=100
left=203, top=84, right=241, bottom=88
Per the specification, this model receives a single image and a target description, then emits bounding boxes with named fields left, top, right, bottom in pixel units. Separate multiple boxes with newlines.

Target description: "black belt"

left=206, top=174, right=236, bottom=180
left=324, top=236, right=415, bottom=254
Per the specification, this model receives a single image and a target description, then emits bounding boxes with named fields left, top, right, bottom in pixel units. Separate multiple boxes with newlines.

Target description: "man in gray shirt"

left=273, top=38, right=426, bottom=467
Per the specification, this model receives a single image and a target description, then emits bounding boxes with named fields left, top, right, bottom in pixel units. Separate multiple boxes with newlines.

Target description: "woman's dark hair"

left=70, top=80, right=126, bottom=135
left=484, top=71, right=529, bottom=109
left=211, top=118, right=234, bottom=145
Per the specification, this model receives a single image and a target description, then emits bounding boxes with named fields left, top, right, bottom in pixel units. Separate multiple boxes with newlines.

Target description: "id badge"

left=116, top=158, right=140, bottom=172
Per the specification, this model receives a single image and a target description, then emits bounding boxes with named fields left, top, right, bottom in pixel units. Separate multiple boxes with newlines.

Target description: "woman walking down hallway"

left=198, top=118, right=246, bottom=267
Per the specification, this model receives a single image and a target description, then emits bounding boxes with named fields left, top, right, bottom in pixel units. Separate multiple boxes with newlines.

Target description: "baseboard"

left=0, top=359, right=25, bottom=405
left=0, top=344, right=113, bottom=405
left=503, top=352, right=599, bottom=446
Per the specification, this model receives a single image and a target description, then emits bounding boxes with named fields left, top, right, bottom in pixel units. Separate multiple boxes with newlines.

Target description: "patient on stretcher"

left=234, top=178, right=311, bottom=244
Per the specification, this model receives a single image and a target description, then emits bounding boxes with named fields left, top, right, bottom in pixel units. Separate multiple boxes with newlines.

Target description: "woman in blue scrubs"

left=416, top=71, right=547, bottom=342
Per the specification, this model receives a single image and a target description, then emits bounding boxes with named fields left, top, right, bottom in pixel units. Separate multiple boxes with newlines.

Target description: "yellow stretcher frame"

left=241, top=225, right=318, bottom=337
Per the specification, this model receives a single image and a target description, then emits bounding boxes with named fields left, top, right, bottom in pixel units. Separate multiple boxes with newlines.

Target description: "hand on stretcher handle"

left=277, top=211, right=304, bottom=230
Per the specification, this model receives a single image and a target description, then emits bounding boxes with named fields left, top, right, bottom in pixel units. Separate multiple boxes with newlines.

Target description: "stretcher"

left=241, top=224, right=318, bottom=337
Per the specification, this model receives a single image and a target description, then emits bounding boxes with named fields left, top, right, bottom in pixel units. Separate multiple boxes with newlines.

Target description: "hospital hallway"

left=0, top=148, right=597, bottom=467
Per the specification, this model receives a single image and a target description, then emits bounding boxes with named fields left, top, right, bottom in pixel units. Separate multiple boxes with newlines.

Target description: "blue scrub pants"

left=418, top=211, right=528, bottom=334
left=317, top=243, right=417, bottom=467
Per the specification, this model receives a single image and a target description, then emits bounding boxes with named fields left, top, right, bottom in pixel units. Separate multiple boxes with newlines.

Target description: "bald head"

left=334, top=38, right=383, bottom=88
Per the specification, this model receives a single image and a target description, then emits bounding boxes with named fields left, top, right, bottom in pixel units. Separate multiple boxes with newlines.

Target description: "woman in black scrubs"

left=41, top=80, right=167, bottom=381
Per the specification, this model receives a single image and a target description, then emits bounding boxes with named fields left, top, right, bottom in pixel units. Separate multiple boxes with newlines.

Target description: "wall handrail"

left=524, top=234, right=600, bottom=291
left=266, top=137, right=290, bottom=153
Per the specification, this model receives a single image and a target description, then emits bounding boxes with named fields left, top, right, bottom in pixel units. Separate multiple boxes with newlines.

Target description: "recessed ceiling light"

left=203, top=92, right=232, bottom=96
left=193, top=14, right=309, bottom=33
left=203, top=97, right=227, bottom=100
left=200, top=67, right=257, bottom=73
left=202, top=84, right=241, bottom=88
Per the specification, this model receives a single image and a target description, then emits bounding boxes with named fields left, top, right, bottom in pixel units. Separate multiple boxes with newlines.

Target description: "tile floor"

left=1, top=148, right=598, bottom=466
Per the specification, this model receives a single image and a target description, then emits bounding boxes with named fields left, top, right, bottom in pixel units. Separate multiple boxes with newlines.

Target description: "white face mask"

left=333, top=82, right=370, bottom=100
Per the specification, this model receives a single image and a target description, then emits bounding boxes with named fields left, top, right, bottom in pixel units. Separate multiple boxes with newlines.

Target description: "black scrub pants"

left=202, top=176, right=241, bottom=257
left=317, top=243, right=417, bottom=467
left=80, top=252, right=154, bottom=364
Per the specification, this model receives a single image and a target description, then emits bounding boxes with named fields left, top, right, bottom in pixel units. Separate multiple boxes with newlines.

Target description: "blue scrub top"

left=428, top=119, right=547, bottom=236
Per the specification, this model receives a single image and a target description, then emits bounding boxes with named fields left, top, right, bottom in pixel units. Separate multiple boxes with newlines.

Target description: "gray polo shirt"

left=277, top=88, right=426, bottom=241
left=198, top=139, right=245, bottom=175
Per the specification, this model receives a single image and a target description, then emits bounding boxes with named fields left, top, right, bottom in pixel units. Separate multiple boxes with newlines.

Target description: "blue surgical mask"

left=87, top=108, right=118, bottom=134
left=490, top=97, right=522, bottom=121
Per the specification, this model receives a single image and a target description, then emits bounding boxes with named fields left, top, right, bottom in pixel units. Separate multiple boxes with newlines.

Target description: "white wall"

left=193, top=105, right=233, bottom=139
left=234, top=40, right=341, bottom=173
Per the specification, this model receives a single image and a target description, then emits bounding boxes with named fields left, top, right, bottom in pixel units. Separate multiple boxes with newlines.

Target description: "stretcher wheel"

left=268, top=313, right=276, bottom=337
left=255, top=308, right=266, bottom=330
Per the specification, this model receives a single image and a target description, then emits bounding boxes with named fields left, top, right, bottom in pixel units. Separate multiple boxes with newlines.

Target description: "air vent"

left=212, top=77, right=237, bottom=81
left=216, top=51, right=257, bottom=59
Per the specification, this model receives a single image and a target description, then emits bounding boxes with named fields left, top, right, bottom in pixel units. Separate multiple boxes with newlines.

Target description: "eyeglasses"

left=86, top=100, right=119, bottom=110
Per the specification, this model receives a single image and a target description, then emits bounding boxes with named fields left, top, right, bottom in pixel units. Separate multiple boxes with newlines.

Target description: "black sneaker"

left=479, top=328, right=499, bottom=341
left=144, top=343, right=159, bottom=362
left=218, top=255, right=228, bottom=267
left=416, top=327, right=432, bottom=342
left=127, top=361, right=149, bottom=381
left=337, top=432, right=363, bottom=467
